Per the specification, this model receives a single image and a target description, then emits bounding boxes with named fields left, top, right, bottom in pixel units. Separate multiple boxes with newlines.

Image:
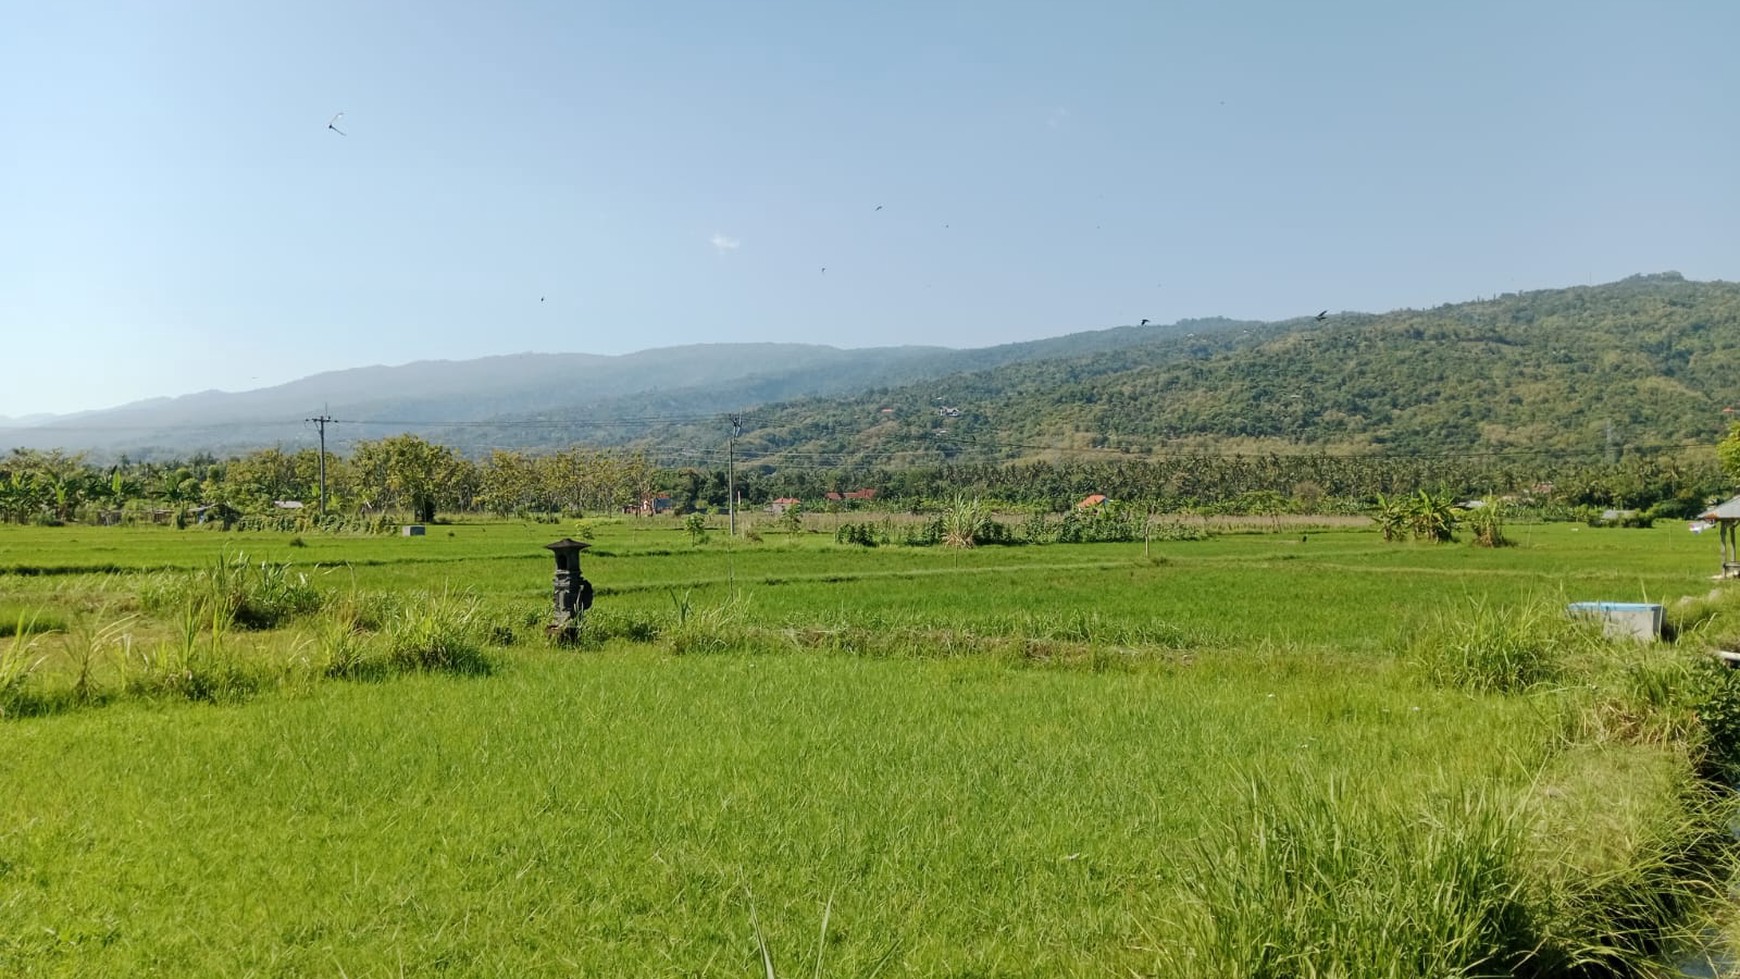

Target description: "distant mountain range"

left=7, top=272, right=1736, bottom=466
left=0, top=319, right=1248, bottom=458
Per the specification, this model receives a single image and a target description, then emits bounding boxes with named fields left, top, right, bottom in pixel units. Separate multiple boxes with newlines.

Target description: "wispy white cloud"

left=710, top=232, right=741, bottom=252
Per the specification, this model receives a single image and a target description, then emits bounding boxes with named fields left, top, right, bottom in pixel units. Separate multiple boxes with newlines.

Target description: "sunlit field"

left=2, top=515, right=1737, bottom=976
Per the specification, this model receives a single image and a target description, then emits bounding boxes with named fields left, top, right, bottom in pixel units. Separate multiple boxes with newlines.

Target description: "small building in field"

left=824, top=489, right=878, bottom=504
left=767, top=497, right=802, bottom=515
left=1699, top=495, right=1740, bottom=577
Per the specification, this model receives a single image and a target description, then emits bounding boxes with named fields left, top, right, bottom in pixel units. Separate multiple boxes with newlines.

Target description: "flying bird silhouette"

left=821, top=267, right=827, bottom=274
left=1315, top=310, right=1328, bottom=321
left=1140, top=319, right=1149, bottom=326
left=326, top=112, right=346, bottom=136
left=874, top=205, right=883, bottom=211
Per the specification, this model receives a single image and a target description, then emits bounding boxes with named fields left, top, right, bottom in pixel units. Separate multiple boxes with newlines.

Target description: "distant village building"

left=768, top=497, right=802, bottom=515
left=824, top=489, right=878, bottom=503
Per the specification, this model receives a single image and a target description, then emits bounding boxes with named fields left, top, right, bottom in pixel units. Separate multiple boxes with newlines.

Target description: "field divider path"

left=598, top=559, right=1141, bottom=595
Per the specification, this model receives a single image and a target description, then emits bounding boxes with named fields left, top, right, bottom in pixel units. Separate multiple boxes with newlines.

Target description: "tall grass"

left=382, top=589, right=493, bottom=675
left=125, top=601, right=260, bottom=703
left=1408, top=594, right=1602, bottom=694
left=141, top=551, right=323, bottom=630
left=0, top=609, right=48, bottom=715
left=1165, top=771, right=1536, bottom=978
left=59, top=610, right=135, bottom=705
left=314, top=603, right=380, bottom=680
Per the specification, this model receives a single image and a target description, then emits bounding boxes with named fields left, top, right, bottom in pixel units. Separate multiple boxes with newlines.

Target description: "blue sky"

left=3, top=0, right=1736, bottom=417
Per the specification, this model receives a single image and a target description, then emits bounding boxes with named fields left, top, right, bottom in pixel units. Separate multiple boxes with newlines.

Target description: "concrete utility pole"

left=307, top=414, right=335, bottom=516
left=727, top=414, right=742, bottom=537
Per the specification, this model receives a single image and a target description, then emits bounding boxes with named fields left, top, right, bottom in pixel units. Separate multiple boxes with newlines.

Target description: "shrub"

left=1468, top=497, right=1513, bottom=548
left=835, top=522, right=882, bottom=546
left=1375, top=490, right=1466, bottom=543
left=1579, top=506, right=1655, bottom=529
left=1019, top=511, right=1056, bottom=544
left=1057, top=501, right=1142, bottom=543
left=684, top=512, right=710, bottom=545
left=1147, top=519, right=1209, bottom=543
left=941, top=496, right=988, bottom=548
left=901, top=516, right=945, bottom=547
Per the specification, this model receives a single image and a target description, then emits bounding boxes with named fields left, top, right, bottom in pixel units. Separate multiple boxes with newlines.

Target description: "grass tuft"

left=1166, top=770, right=1537, bottom=978
left=142, top=552, right=324, bottom=630
left=383, top=590, right=493, bottom=675
left=1408, top=594, right=1601, bottom=694
left=0, top=609, right=50, bottom=716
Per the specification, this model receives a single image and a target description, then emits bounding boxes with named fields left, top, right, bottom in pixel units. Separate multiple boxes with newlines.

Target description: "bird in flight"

left=327, top=112, right=346, bottom=136
left=874, top=205, right=883, bottom=211
left=821, top=267, right=827, bottom=275
left=1140, top=319, right=1150, bottom=326
left=1315, top=310, right=1328, bottom=321
left=540, top=297, right=546, bottom=302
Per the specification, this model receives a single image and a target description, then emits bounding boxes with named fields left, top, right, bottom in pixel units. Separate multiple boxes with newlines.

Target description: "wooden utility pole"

left=307, top=414, right=335, bottom=516
left=727, top=415, right=742, bottom=536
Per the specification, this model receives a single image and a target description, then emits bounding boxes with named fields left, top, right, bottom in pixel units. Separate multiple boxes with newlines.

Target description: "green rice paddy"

left=1, top=516, right=1736, bottom=976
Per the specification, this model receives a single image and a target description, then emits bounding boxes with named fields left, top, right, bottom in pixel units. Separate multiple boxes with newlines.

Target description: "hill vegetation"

left=630, top=273, right=1740, bottom=468
left=6, top=275, right=1738, bottom=518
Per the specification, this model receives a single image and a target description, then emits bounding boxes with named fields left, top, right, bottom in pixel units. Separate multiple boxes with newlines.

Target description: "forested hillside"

left=634, top=273, right=1739, bottom=468
left=6, top=274, right=1736, bottom=471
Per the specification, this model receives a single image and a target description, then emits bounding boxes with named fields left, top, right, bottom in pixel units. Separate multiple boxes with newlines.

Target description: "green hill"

left=627, top=273, right=1740, bottom=469
left=7, top=273, right=1737, bottom=471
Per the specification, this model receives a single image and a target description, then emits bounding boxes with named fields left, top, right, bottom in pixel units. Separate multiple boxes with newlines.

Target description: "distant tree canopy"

left=0, top=438, right=1725, bottom=526
left=1717, top=423, right=1740, bottom=487
left=7, top=277, right=1740, bottom=524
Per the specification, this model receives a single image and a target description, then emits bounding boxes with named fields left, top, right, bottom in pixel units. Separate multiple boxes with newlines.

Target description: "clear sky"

left=3, top=0, right=1736, bottom=418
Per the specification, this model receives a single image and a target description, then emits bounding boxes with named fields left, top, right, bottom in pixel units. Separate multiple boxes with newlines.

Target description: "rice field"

left=1, top=515, right=1736, bottom=976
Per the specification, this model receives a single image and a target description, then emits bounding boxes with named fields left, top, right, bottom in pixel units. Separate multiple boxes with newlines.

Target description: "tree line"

left=4, top=433, right=1730, bottom=527
left=0, top=437, right=655, bottom=525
